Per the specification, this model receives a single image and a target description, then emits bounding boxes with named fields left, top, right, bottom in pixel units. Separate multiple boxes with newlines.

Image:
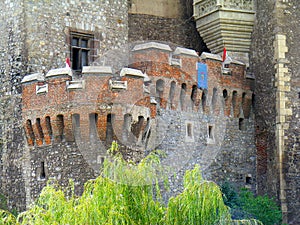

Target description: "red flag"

left=66, top=58, right=71, bottom=68
left=222, top=47, right=227, bottom=62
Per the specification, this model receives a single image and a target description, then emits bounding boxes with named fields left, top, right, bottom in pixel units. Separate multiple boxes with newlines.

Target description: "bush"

left=221, top=182, right=282, bottom=225
left=239, top=188, right=282, bottom=225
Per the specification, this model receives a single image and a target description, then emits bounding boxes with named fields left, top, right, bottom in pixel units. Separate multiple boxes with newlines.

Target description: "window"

left=26, top=119, right=35, bottom=145
left=207, top=124, right=215, bottom=144
left=45, top=116, right=53, bottom=139
left=168, top=81, right=176, bottom=109
left=185, top=121, right=194, bottom=142
left=56, top=115, right=64, bottom=142
left=106, top=114, right=114, bottom=143
left=208, top=125, right=213, bottom=139
left=180, top=83, right=187, bottom=110
left=89, top=113, right=98, bottom=141
left=72, top=114, right=80, bottom=140
left=123, top=114, right=132, bottom=142
left=211, top=88, right=218, bottom=111
left=191, top=85, right=197, bottom=109
left=156, top=79, right=165, bottom=106
left=232, top=91, right=237, bottom=117
left=239, top=118, right=246, bottom=131
left=202, top=90, right=207, bottom=112
left=187, top=123, right=192, bottom=137
left=40, top=161, right=46, bottom=179
left=223, top=89, right=228, bottom=98
left=36, top=118, right=44, bottom=144
left=70, top=32, right=94, bottom=71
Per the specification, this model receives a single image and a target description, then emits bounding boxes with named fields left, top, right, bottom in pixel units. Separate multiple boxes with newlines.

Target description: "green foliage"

left=0, top=209, right=17, bottom=225
left=0, top=143, right=263, bottom=225
left=0, top=194, right=8, bottom=211
left=165, top=165, right=232, bottom=225
left=221, top=182, right=282, bottom=225
left=239, top=189, right=282, bottom=225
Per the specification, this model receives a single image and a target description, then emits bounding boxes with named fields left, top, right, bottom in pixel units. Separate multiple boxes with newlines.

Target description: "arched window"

left=26, top=119, right=35, bottom=145
left=252, top=93, right=255, bottom=110
left=168, top=81, right=176, bottom=108
left=239, top=118, right=246, bottom=131
left=72, top=114, right=80, bottom=140
left=232, top=91, right=237, bottom=116
left=89, top=113, right=98, bottom=141
left=242, top=92, right=246, bottom=105
left=132, top=116, right=144, bottom=138
left=212, top=88, right=218, bottom=111
left=142, top=117, right=150, bottom=142
left=36, top=118, right=44, bottom=142
left=202, top=90, right=207, bottom=112
left=123, top=113, right=132, bottom=142
left=56, top=115, right=64, bottom=142
left=191, top=85, right=197, bottom=108
left=156, top=79, right=164, bottom=106
left=223, top=89, right=228, bottom=99
left=156, top=79, right=164, bottom=97
left=45, top=116, right=53, bottom=140
left=40, top=161, right=46, bottom=179
left=180, top=83, right=187, bottom=110
left=106, top=114, right=114, bottom=143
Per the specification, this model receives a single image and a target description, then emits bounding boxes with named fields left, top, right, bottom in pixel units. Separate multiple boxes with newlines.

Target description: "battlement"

left=22, top=42, right=254, bottom=148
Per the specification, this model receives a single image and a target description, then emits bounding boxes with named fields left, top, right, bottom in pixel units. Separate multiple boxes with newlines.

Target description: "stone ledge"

left=173, top=47, right=198, bottom=57
left=21, top=73, right=44, bottom=83
left=46, top=68, right=72, bottom=78
left=82, top=66, right=113, bottom=75
left=120, top=68, right=145, bottom=78
left=200, top=52, right=222, bottom=61
left=132, top=42, right=172, bottom=52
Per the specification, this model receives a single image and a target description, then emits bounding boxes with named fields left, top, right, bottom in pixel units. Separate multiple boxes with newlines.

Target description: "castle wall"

left=275, top=0, right=300, bottom=223
left=252, top=0, right=300, bottom=223
left=128, top=0, right=209, bottom=53
left=129, top=0, right=181, bottom=18
left=0, top=0, right=27, bottom=210
left=23, top=0, right=128, bottom=73
left=20, top=43, right=256, bottom=207
left=0, top=0, right=129, bottom=211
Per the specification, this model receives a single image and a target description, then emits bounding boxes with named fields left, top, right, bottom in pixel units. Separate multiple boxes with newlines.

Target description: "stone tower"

left=251, top=0, right=300, bottom=224
left=193, top=0, right=300, bottom=223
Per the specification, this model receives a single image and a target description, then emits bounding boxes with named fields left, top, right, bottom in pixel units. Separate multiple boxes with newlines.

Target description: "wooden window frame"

left=70, top=32, right=94, bottom=71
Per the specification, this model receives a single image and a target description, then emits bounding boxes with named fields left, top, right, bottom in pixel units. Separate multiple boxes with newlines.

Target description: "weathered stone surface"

left=251, top=0, right=300, bottom=223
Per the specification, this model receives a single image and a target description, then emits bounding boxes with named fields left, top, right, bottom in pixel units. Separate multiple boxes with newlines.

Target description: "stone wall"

left=251, top=0, right=277, bottom=197
left=276, top=0, right=300, bottom=223
left=128, top=0, right=208, bottom=53
left=0, top=0, right=27, bottom=211
left=0, top=0, right=129, bottom=211
left=23, top=0, right=128, bottom=73
left=251, top=0, right=300, bottom=223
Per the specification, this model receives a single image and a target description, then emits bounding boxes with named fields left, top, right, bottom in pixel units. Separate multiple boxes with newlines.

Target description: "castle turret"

left=193, top=0, right=255, bottom=64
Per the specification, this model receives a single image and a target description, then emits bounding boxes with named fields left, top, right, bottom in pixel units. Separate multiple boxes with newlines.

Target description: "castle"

left=0, top=0, right=299, bottom=224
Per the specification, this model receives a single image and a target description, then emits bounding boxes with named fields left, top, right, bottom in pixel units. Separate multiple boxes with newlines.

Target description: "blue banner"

left=197, top=63, right=208, bottom=89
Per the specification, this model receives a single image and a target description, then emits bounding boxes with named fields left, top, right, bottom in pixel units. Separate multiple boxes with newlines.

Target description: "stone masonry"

left=0, top=0, right=128, bottom=210
left=0, top=0, right=299, bottom=223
